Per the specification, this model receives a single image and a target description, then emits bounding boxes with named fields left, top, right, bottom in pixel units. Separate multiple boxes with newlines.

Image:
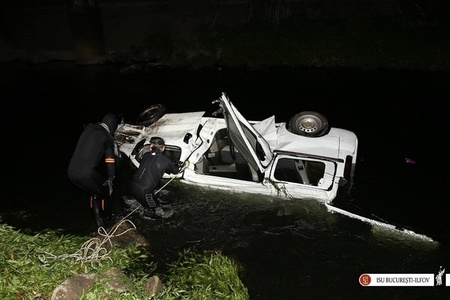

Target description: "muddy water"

left=2, top=62, right=450, bottom=299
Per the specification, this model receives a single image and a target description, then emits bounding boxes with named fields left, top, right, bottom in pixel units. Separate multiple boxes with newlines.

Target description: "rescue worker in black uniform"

left=67, top=113, right=118, bottom=229
left=127, top=137, right=186, bottom=209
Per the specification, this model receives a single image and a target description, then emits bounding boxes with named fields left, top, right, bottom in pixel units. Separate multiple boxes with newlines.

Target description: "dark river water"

left=2, top=62, right=450, bottom=299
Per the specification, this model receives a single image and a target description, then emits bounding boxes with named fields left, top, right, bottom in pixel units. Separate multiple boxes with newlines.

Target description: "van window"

left=274, top=158, right=325, bottom=186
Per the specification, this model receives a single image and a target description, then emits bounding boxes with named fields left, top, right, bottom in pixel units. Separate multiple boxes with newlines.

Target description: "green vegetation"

left=0, top=223, right=249, bottom=300
left=162, top=249, right=248, bottom=300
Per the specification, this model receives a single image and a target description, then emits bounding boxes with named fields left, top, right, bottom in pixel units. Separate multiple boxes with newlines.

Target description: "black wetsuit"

left=67, top=122, right=116, bottom=198
left=128, top=146, right=179, bottom=208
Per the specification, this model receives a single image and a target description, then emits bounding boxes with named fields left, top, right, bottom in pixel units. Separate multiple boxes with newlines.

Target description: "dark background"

left=2, top=0, right=450, bottom=68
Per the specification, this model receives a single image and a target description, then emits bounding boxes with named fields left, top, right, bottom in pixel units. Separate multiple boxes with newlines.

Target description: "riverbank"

left=113, top=16, right=450, bottom=72
left=0, top=223, right=249, bottom=299
left=2, top=2, right=450, bottom=72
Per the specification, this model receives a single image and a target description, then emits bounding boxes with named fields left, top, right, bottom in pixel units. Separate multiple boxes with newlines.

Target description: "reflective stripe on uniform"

left=105, top=157, right=115, bottom=164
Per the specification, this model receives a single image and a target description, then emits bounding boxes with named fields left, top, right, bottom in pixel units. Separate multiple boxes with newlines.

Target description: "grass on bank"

left=0, top=223, right=249, bottom=300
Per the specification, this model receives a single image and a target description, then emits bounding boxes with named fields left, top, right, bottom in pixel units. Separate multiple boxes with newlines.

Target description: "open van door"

left=213, top=92, right=274, bottom=173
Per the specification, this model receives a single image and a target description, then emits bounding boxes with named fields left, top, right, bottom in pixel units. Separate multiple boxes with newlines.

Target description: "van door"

left=214, top=92, right=274, bottom=173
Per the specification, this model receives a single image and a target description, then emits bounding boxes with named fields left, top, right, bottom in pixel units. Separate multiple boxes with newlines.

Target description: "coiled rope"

left=40, top=206, right=141, bottom=266
left=40, top=173, right=179, bottom=265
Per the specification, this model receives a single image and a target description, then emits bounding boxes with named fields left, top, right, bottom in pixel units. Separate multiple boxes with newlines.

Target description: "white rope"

left=40, top=176, right=179, bottom=265
left=40, top=218, right=137, bottom=266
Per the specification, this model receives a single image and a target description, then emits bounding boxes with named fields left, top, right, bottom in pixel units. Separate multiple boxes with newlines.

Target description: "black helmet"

left=150, top=136, right=165, bottom=146
left=102, top=113, right=118, bottom=133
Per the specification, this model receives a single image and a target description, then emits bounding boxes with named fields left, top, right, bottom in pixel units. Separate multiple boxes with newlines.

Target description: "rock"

left=101, top=268, right=132, bottom=293
left=51, top=273, right=95, bottom=300
left=145, top=275, right=164, bottom=297
left=101, top=220, right=150, bottom=248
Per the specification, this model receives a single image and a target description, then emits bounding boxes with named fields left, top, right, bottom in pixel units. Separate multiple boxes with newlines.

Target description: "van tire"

left=288, top=111, right=329, bottom=137
left=136, top=104, right=166, bottom=126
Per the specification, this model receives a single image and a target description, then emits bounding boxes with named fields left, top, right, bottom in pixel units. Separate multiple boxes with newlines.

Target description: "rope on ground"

left=39, top=218, right=137, bottom=266
left=40, top=193, right=161, bottom=265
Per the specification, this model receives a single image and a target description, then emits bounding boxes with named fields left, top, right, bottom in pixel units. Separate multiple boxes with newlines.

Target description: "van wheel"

left=288, top=111, right=329, bottom=137
left=136, top=104, right=166, bottom=126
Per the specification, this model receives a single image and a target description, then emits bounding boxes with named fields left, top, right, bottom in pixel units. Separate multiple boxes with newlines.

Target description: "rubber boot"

left=101, top=196, right=115, bottom=228
left=90, top=195, right=104, bottom=229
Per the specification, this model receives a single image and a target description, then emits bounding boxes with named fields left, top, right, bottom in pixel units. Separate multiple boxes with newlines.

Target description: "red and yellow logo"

left=359, top=274, right=371, bottom=286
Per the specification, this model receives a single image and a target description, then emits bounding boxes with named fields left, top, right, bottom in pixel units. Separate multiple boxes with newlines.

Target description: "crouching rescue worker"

left=127, top=137, right=188, bottom=210
left=67, top=113, right=119, bottom=229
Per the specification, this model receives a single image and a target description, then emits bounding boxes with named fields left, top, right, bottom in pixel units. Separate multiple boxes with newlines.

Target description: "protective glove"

left=177, top=161, right=190, bottom=172
left=103, top=179, right=113, bottom=195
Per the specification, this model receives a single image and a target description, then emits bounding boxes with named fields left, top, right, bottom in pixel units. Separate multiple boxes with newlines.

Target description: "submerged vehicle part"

left=115, top=92, right=435, bottom=243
